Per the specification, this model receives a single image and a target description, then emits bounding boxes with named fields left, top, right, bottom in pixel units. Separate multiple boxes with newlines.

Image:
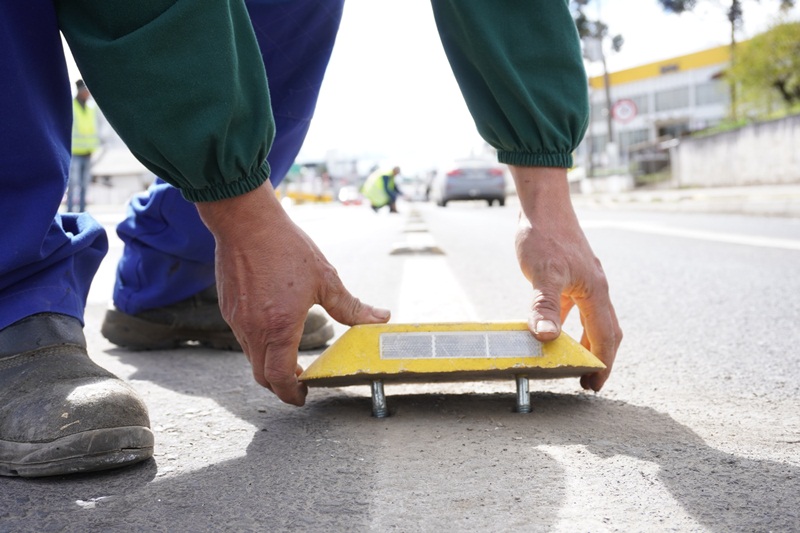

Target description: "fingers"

left=525, top=265, right=621, bottom=393
left=258, top=333, right=309, bottom=407
left=577, top=295, right=623, bottom=392
left=560, top=294, right=575, bottom=324
left=527, top=282, right=564, bottom=343
left=319, top=274, right=390, bottom=327
left=235, top=307, right=309, bottom=406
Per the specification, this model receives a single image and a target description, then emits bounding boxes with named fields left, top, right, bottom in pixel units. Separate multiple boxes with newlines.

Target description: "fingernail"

left=372, top=308, right=391, bottom=320
left=534, top=320, right=558, bottom=335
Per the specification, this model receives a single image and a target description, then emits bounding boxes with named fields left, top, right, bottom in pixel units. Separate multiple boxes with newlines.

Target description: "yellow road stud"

left=299, top=322, right=605, bottom=417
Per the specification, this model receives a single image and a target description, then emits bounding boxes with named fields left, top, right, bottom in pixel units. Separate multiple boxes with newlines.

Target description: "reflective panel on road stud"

left=299, top=322, right=604, bottom=387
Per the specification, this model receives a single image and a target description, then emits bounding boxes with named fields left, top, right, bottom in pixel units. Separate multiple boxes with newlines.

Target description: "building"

left=580, top=44, right=735, bottom=175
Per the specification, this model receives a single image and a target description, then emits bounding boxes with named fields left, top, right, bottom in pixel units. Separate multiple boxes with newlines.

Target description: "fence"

left=671, top=114, right=800, bottom=187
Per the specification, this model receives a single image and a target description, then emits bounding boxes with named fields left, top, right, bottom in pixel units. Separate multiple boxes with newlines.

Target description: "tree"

left=570, top=1, right=624, bottom=170
left=655, top=0, right=795, bottom=32
left=728, top=21, right=800, bottom=116
left=655, top=0, right=796, bottom=118
left=571, top=2, right=624, bottom=52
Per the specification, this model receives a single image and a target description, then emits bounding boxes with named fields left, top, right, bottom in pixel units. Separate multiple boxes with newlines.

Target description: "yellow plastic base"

left=299, top=322, right=604, bottom=387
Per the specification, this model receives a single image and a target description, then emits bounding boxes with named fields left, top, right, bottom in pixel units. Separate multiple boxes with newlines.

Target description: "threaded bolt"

left=371, top=380, right=388, bottom=418
left=515, top=375, right=531, bottom=413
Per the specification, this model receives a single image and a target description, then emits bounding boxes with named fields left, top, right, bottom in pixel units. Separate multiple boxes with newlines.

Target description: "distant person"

left=361, top=166, right=403, bottom=213
left=1, top=0, right=620, bottom=479
left=66, top=79, right=100, bottom=212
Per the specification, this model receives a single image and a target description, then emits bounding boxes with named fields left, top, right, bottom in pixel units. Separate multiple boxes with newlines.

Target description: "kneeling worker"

left=361, top=166, right=402, bottom=213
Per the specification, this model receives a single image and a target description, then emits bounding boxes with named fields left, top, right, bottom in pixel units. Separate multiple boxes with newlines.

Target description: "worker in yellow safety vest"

left=67, top=79, right=101, bottom=212
left=361, top=166, right=402, bottom=213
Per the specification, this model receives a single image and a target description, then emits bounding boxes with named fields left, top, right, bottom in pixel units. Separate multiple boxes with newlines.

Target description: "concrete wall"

left=672, top=114, right=800, bottom=187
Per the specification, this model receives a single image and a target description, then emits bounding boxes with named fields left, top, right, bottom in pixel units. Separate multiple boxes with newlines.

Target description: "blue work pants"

left=0, top=1, right=106, bottom=330
left=0, top=0, right=343, bottom=330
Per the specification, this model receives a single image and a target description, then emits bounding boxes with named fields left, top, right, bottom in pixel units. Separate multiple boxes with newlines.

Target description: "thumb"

left=528, top=283, right=564, bottom=342
left=320, top=279, right=391, bottom=327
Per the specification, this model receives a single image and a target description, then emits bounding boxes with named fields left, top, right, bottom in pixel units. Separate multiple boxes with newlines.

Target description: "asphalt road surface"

left=2, top=197, right=799, bottom=532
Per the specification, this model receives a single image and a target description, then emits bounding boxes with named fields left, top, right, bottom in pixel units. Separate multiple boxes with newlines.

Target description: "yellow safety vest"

left=72, top=99, right=100, bottom=156
left=361, top=169, right=395, bottom=206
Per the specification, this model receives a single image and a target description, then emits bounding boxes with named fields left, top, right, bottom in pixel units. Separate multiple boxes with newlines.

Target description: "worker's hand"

left=510, top=166, right=622, bottom=391
left=196, top=182, right=391, bottom=405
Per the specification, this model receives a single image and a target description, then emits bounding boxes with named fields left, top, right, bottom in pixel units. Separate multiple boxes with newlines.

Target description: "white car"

left=428, top=159, right=508, bottom=207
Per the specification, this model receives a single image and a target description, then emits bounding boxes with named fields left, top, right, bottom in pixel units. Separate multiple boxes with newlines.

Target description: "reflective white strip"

left=380, top=331, right=542, bottom=359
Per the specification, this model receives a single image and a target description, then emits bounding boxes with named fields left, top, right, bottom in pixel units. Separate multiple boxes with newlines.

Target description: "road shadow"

left=309, top=391, right=798, bottom=532
left=3, top=343, right=797, bottom=532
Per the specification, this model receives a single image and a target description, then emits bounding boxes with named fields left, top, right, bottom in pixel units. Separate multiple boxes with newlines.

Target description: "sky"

left=64, top=0, right=799, bottom=175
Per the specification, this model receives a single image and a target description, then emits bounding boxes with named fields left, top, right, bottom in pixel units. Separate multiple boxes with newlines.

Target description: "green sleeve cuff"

left=180, top=159, right=270, bottom=203
left=497, top=151, right=574, bottom=169
left=57, top=0, right=274, bottom=201
left=432, top=0, right=588, bottom=168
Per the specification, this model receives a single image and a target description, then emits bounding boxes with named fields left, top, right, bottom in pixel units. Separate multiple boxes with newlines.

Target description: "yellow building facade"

left=582, top=44, right=735, bottom=171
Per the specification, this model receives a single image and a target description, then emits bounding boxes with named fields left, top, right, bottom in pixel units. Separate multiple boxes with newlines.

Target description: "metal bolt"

left=515, top=375, right=531, bottom=413
left=371, top=379, right=388, bottom=418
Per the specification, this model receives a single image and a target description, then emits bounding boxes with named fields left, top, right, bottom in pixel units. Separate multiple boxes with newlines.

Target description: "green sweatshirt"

left=56, top=0, right=273, bottom=203
left=56, top=0, right=587, bottom=203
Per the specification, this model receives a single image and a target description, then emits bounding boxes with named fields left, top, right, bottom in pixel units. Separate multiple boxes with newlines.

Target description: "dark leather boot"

left=0, top=313, right=153, bottom=477
left=101, top=285, right=334, bottom=351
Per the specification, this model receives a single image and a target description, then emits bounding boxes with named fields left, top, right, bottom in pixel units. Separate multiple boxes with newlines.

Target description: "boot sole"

left=102, top=309, right=241, bottom=351
left=103, top=308, right=335, bottom=352
left=298, top=323, right=335, bottom=351
left=0, top=426, right=154, bottom=478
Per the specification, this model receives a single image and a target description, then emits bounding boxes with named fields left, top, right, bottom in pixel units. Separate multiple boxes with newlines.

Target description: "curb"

left=571, top=187, right=800, bottom=218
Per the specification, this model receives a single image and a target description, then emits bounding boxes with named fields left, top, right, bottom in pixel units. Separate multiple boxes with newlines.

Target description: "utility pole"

left=601, top=46, right=615, bottom=164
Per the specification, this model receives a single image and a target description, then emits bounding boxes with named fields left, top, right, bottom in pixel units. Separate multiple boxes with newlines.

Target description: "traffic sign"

left=612, top=98, right=638, bottom=123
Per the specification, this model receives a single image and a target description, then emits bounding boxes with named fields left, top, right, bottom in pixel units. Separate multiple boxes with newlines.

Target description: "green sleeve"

left=431, top=0, right=589, bottom=168
left=56, top=0, right=274, bottom=202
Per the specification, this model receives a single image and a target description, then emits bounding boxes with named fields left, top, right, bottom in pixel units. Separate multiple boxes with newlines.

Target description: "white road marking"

left=583, top=221, right=800, bottom=251
left=394, top=257, right=479, bottom=322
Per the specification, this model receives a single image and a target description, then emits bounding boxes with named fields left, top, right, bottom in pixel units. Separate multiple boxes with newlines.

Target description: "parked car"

left=336, top=185, right=364, bottom=206
left=428, top=159, right=507, bottom=207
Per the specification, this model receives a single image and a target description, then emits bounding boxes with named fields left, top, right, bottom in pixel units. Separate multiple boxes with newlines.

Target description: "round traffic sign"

left=612, top=99, right=638, bottom=123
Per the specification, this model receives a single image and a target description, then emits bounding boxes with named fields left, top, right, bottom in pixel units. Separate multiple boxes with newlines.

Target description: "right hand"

left=196, top=183, right=391, bottom=406
left=510, top=165, right=622, bottom=391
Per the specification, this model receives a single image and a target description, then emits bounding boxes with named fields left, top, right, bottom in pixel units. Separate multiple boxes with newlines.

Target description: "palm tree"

left=656, top=0, right=796, bottom=119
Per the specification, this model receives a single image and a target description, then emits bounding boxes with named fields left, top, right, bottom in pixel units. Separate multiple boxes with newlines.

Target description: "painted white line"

left=394, top=256, right=479, bottom=323
left=583, top=221, right=800, bottom=251
left=394, top=210, right=478, bottom=322
left=390, top=232, right=444, bottom=255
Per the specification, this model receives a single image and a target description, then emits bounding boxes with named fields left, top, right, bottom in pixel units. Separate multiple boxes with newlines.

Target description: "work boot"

left=102, top=285, right=334, bottom=351
left=0, top=313, right=153, bottom=478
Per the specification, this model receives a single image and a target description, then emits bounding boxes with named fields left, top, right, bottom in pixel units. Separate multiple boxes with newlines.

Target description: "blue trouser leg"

left=67, top=154, right=91, bottom=212
left=113, top=0, right=345, bottom=314
left=0, top=2, right=108, bottom=330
